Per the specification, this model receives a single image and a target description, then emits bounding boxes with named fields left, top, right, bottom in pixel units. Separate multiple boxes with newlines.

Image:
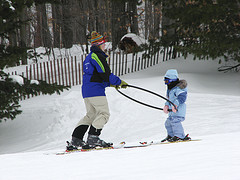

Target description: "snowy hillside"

left=0, top=56, right=240, bottom=180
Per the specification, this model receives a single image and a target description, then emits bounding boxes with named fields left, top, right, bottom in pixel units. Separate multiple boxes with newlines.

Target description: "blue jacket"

left=82, top=45, right=121, bottom=98
left=165, top=80, right=188, bottom=118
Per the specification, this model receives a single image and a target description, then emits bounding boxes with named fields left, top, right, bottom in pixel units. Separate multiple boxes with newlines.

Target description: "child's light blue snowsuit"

left=164, top=70, right=188, bottom=139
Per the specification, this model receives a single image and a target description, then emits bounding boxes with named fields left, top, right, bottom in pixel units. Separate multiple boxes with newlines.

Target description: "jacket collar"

left=90, top=45, right=108, bottom=58
left=167, top=79, right=187, bottom=90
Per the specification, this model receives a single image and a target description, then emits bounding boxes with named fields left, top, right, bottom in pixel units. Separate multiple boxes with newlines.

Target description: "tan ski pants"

left=76, top=96, right=110, bottom=129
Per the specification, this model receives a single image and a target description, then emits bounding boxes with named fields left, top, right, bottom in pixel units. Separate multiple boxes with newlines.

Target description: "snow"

left=6, top=0, right=15, bottom=11
left=8, top=75, right=24, bottom=85
left=30, top=79, right=39, bottom=85
left=4, top=75, right=39, bottom=85
left=0, top=56, right=240, bottom=180
left=120, top=33, right=147, bottom=46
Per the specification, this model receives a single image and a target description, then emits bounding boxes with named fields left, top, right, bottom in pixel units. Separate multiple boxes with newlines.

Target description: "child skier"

left=161, top=69, right=191, bottom=142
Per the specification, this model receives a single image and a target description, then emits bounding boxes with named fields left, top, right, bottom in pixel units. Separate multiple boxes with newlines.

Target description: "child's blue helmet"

left=164, top=69, right=178, bottom=85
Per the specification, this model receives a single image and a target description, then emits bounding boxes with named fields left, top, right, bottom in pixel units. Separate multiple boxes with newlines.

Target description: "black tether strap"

left=116, top=85, right=176, bottom=111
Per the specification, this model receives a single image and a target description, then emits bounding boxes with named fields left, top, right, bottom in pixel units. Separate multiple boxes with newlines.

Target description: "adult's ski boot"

left=87, top=135, right=113, bottom=148
left=67, top=137, right=90, bottom=150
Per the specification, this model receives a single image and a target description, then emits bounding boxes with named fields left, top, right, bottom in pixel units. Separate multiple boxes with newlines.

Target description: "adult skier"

left=70, top=31, right=128, bottom=149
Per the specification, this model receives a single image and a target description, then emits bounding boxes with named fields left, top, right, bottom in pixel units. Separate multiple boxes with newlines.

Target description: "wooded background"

left=2, top=0, right=239, bottom=66
left=6, top=0, right=163, bottom=63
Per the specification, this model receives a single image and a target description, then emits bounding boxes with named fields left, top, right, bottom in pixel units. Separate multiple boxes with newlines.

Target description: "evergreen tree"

left=0, top=0, right=68, bottom=122
left=0, top=71, right=68, bottom=122
left=157, top=0, right=240, bottom=65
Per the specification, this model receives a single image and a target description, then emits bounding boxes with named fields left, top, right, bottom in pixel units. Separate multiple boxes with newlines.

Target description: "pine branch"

left=218, top=63, right=240, bottom=72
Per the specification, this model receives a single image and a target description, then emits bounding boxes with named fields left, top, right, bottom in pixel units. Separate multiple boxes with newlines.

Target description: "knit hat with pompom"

left=91, top=31, right=106, bottom=46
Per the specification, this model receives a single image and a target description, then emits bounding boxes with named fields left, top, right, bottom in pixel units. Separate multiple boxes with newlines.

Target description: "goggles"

left=164, top=78, right=178, bottom=85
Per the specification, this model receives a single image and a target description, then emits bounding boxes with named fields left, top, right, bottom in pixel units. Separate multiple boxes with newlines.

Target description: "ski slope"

left=0, top=56, right=240, bottom=180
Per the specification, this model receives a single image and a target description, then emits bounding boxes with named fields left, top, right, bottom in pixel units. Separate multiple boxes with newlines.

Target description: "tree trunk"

left=161, top=2, right=175, bottom=46
left=52, top=3, right=62, bottom=48
left=127, top=0, right=139, bottom=35
left=35, top=4, right=52, bottom=48
left=153, top=3, right=161, bottom=40
left=62, top=0, right=73, bottom=48
left=19, top=7, right=30, bottom=64
left=144, top=0, right=149, bottom=39
left=87, top=0, right=96, bottom=32
left=111, top=0, right=127, bottom=50
left=35, top=5, right=42, bottom=47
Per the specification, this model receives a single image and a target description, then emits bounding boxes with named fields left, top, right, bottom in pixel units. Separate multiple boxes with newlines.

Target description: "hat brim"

left=92, top=39, right=106, bottom=46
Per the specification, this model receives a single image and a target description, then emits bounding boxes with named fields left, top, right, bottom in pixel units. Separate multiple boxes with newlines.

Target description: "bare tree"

left=35, top=3, right=52, bottom=48
left=19, top=7, right=31, bottom=64
left=111, top=0, right=128, bottom=49
left=52, top=3, right=62, bottom=48
left=61, top=0, right=73, bottom=48
left=127, top=0, right=139, bottom=35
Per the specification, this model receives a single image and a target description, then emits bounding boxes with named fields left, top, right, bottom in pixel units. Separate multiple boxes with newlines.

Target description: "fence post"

left=63, top=58, right=67, bottom=86
left=162, top=48, right=165, bottom=62
left=125, top=53, right=127, bottom=74
left=169, top=47, right=172, bottom=60
left=78, top=62, right=81, bottom=85
left=36, top=63, right=39, bottom=80
left=134, top=53, right=138, bottom=72
left=138, top=57, right=141, bottom=71
left=47, top=61, right=51, bottom=83
left=57, top=59, right=61, bottom=85
left=167, top=47, right=170, bottom=60
left=153, top=48, right=156, bottom=65
left=43, top=62, right=46, bottom=82
left=50, top=61, right=54, bottom=83
left=115, top=53, right=118, bottom=76
left=60, top=59, right=64, bottom=85
left=118, top=53, right=121, bottom=76
left=53, top=60, right=57, bottom=84
left=150, top=47, right=153, bottom=66
left=112, top=52, right=115, bottom=74
left=75, top=57, right=78, bottom=85
left=144, top=54, right=147, bottom=69
left=67, top=58, right=71, bottom=86
left=71, top=57, right=74, bottom=86
left=121, top=52, right=124, bottom=75
left=39, top=63, right=42, bottom=81
left=131, top=53, right=134, bottom=72
left=33, top=64, right=36, bottom=80
left=26, top=66, right=28, bottom=80
left=29, top=64, right=32, bottom=80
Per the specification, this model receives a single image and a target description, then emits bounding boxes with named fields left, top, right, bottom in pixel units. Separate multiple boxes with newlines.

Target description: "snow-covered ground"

left=0, top=56, right=240, bottom=180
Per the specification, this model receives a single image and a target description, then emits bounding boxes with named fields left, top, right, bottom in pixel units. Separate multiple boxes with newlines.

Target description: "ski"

left=56, top=146, right=114, bottom=155
left=54, top=139, right=201, bottom=155
left=122, top=143, right=149, bottom=148
left=55, top=141, right=150, bottom=155
left=55, top=142, right=125, bottom=155
left=139, top=139, right=201, bottom=146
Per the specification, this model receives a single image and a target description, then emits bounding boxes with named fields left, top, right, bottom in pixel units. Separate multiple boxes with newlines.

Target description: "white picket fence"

left=8, top=46, right=179, bottom=97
